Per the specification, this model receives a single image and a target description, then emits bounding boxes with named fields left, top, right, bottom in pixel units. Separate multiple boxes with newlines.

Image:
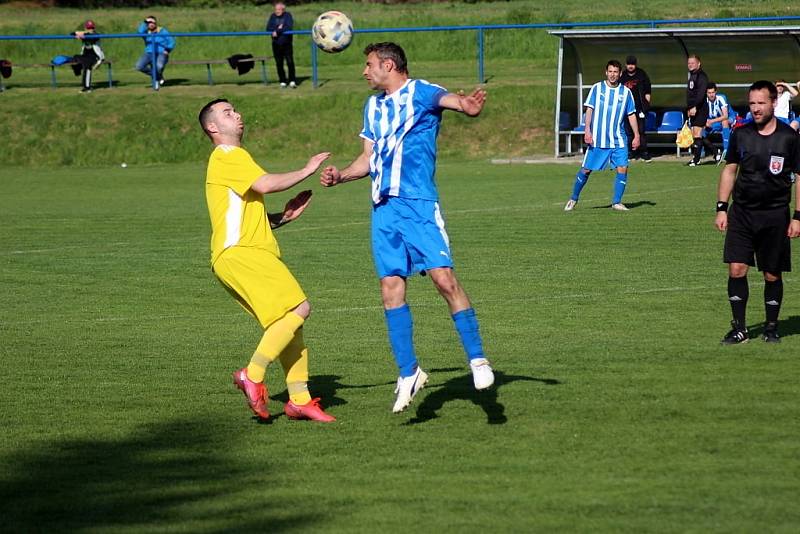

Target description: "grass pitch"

left=1, top=158, right=798, bottom=532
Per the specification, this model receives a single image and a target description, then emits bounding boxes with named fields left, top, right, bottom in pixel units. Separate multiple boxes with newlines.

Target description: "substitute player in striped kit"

left=320, top=42, right=493, bottom=414
left=564, top=60, right=640, bottom=212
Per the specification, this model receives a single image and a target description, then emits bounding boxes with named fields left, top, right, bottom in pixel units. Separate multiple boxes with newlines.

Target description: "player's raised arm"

left=268, top=189, right=313, bottom=229
left=251, top=152, right=330, bottom=194
left=320, top=138, right=373, bottom=187
left=439, top=87, right=486, bottom=117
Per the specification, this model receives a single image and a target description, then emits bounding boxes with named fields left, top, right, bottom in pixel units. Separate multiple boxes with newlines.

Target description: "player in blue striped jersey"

left=320, top=42, right=494, bottom=414
left=705, top=83, right=731, bottom=162
left=564, top=60, right=639, bottom=212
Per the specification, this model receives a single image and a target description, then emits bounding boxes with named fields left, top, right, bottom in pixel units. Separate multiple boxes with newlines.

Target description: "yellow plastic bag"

left=676, top=121, right=693, bottom=148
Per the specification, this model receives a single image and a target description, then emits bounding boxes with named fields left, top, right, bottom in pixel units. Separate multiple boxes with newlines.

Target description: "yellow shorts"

left=213, top=246, right=307, bottom=329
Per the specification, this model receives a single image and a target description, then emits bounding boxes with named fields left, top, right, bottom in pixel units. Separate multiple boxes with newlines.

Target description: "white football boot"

left=470, top=358, right=495, bottom=390
left=392, top=367, right=429, bottom=413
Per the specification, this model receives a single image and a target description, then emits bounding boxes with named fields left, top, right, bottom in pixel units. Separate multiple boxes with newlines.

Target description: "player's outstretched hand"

left=459, top=87, right=487, bottom=117
left=282, top=190, right=313, bottom=223
left=788, top=219, right=800, bottom=238
left=304, top=152, right=331, bottom=176
left=715, top=211, right=728, bottom=232
left=320, top=165, right=342, bottom=187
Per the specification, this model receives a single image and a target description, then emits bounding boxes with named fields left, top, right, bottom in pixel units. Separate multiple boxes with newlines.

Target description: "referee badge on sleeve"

left=769, top=155, right=784, bottom=175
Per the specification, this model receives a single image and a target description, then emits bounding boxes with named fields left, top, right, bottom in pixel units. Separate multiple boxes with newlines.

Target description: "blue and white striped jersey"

left=360, top=79, right=448, bottom=204
left=707, top=94, right=729, bottom=119
left=584, top=81, right=635, bottom=149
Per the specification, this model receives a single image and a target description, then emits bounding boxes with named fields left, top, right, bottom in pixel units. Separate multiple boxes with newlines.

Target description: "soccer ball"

left=311, top=11, right=353, bottom=53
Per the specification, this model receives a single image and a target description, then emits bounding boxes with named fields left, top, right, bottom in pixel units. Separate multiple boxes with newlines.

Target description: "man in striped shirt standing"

left=320, top=42, right=493, bottom=414
left=564, top=60, right=640, bottom=212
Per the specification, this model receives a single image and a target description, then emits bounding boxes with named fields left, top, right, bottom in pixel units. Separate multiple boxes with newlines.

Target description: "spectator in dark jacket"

left=71, top=20, right=104, bottom=93
left=620, top=55, right=652, bottom=161
left=686, top=54, right=709, bottom=166
left=266, top=2, right=296, bottom=88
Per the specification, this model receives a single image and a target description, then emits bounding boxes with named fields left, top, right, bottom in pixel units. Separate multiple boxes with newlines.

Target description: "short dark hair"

left=625, top=55, right=637, bottom=65
left=606, top=59, right=622, bottom=71
left=364, top=42, right=408, bottom=74
left=707, top=82, right=717, bottom=90
left=198, top=98, right=229, bottom=138
left=749, top=80, right=778, bottom=101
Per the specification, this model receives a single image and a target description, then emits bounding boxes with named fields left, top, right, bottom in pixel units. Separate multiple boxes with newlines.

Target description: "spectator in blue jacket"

left=266, top=3, right=296, bottom=88
left=135, top=15, right=175, bottom=87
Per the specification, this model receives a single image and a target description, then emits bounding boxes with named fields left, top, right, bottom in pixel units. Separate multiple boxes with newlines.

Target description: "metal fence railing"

left=2, top=15, right=800, bottom=91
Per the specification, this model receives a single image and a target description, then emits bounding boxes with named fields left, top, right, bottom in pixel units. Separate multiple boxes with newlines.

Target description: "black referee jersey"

left=726, top=120, right=800, bottom=210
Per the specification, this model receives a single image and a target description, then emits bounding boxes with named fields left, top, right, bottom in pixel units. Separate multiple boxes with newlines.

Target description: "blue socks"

left=612, top=172, right=627, bottom=205
left=387, top=305, right=486, bottom=374
left=571, top=170, right=589, bottom=201
left=385, top=304, right=418, bottom=377
left=722, top=127, right=731, bottom=151
left=452, top=308, right=485, bottom=363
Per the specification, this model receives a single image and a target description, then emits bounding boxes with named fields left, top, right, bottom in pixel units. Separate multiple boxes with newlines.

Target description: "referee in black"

left=686, top=54, right=709, bottom=166
left=715, top=80, right=800, bottom=344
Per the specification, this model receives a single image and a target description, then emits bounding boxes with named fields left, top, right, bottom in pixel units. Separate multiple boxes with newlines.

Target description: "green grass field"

left=1, top=156, right=798, bottom=531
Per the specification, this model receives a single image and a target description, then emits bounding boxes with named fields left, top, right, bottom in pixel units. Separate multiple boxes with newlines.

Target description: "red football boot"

left=284, top=397, right=336, bottom=422
left=232, top=368, right=269, bottom=420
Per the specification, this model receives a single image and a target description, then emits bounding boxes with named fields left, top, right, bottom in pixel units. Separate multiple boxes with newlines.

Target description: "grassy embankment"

left=0, top=1, right=794, bottom=166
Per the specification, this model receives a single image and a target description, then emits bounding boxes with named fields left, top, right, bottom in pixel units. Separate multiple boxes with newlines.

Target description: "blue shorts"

left=582, top=146, right=628, bottom=171
left=777, top=116, right=792, bottom=125
left=707, top=121, right=727, bottom=132
left=371, top=196, right=453, bottom=278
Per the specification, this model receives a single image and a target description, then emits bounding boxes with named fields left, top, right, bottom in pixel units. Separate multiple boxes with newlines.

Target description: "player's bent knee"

left=764, top=272, right=782, bottom=282
left=430, top=269, right=459, bottom=295
left=729, top=263, right=748, bottom=278
left=292, top=300, right=311, bottom=319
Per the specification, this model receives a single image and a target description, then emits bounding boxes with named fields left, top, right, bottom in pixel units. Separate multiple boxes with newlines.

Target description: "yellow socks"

left=246, top=311, right=305, bottom=383
left=280, top=329, right=312, bottom=405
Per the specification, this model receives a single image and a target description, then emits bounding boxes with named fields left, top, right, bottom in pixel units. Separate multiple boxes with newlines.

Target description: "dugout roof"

left=550, top=26, right=800, bottom=156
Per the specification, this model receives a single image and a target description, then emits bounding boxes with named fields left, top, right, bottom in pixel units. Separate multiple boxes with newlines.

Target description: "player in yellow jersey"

left=198, top=98, right=334, bottom=422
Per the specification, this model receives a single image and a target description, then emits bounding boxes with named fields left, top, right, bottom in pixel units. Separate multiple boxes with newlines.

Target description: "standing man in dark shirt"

left=715, top=80, right=800, bottom=344
left=686, top=54, right=710, bottom=166
left=620, top=55, right=652, bottom=161
left=266, top=2, right=296, bottom=88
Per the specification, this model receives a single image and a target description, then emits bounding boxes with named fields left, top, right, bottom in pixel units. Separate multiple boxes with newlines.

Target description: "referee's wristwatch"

left=716, top=201, right=729, bottom=212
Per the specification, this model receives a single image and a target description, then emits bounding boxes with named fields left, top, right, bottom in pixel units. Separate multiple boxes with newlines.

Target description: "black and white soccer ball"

left=311, top=11, right=353, bottom=54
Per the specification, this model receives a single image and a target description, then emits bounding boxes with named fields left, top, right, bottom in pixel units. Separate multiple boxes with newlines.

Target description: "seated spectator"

left=704, top=82, right=731, bottom=160
left=135, top=15, right=175, bottom=87
left=71, top=20, right=104, bottom=93
left=775, top=79, right=799, bottom=130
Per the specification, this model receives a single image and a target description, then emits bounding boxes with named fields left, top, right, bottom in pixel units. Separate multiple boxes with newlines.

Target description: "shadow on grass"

left=591, top=200, right=657, bottom=210
left=748, top=314, right=800, bottom=339
left=0, top=418, right=321, bottom=531
left=405, top=370, right=561, bottom=426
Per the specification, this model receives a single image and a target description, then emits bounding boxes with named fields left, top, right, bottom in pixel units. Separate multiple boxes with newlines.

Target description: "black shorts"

left=689, top=105, right=709, bottom=128
left=723, top=204, right=791, bottom=272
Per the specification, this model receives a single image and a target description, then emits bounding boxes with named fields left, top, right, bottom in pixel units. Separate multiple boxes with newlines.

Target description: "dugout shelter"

left=551, top=26, right=800, bottom=157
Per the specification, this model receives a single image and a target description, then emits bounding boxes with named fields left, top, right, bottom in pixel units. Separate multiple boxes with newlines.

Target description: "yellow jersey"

left=205, top=145, right=280, bottom=264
